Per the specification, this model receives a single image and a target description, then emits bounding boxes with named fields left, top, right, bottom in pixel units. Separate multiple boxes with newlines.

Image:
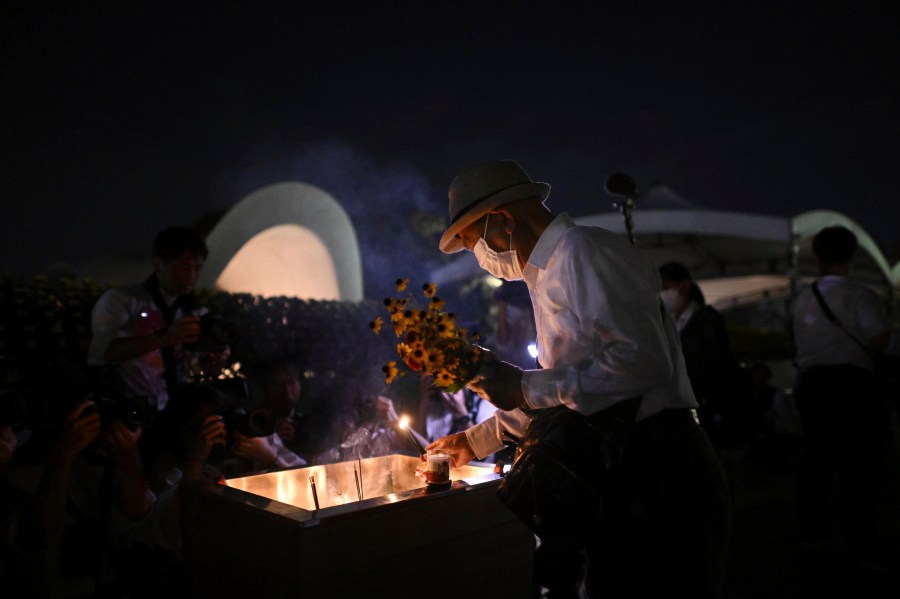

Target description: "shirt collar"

left=160, top=288, right=179, bottom=307
left=526, top=212, right=575, bottom=271
left=814, top=274, right=846, bottom=292
left=676, top=300, right=700, bottom=332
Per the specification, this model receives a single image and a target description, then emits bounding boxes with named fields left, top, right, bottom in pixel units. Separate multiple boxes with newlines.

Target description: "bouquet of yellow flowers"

left=370, top=278, right=482, bottom=392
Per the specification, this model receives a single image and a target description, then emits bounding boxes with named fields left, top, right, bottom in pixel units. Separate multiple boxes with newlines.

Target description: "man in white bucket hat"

left=429, top=160, right=730, bottom=598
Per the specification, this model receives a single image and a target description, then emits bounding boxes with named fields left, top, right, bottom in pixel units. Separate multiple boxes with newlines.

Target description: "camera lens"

left=119, top=396, right=155, bottom=429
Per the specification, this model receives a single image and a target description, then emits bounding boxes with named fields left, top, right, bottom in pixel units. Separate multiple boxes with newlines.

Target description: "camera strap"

left=143, top=274, right=192, bottom=393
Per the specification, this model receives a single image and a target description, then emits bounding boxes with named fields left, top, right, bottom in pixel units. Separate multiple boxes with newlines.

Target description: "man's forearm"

left=113, top=452, right=154, bottom=519
left=104, top=332, right=165, bottom=363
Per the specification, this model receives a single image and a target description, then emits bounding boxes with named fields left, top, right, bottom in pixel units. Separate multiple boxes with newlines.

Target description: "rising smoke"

left=212, top=139, right=450, bottom=302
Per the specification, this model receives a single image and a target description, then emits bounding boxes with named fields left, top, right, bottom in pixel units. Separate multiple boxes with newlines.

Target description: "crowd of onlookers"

left=2, top=222, right=898, bottom=597
left=0, top=353, right=481, bottom=597
left=0, top=227, right=418, bottom=597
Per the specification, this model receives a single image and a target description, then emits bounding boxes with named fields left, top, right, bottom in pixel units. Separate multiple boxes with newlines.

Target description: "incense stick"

left=357, top=453, right=364, bottom=500
left=353, top=464, right=363, bottom=501
left=404, top=426, right=426, bottom=455
left=308, top=475, right=319, bottom=510
left=398, top=416, right=426, bottom=455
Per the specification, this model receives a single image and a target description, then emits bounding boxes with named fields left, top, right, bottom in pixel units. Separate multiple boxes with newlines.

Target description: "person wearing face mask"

left=658, top=262, right=755, bottom=453
left=427, top=160, right=730, bottom=598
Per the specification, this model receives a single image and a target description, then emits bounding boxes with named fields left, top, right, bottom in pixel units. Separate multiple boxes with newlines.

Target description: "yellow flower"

left=374, top=278, right=481, bottom=391
left=382, top=360, right=399, bottom=384
left=435, top=316, right=457, bottom=339
left=369, top=317, right=383, bottom=334
left=396, top=342, right=411, bottom=358
left=434, top=368, right=456, bottom=387
left=423, top=350, right=444, bottom=370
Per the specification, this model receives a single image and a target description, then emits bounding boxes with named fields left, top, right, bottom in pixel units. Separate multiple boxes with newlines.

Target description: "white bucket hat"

left=439, top=160, right=550, bottom=253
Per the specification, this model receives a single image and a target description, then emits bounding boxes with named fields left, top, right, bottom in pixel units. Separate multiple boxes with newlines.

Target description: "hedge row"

left=0, top=274, right=394, bottom=399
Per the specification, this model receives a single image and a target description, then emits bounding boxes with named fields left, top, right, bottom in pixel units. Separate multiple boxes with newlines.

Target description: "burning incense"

left=353, top=464, right=363, bottom=501
left=398, top=416, right=426, bottom=455
left=357, top=454, right=364, bottom=500
left=308, top=475, right=320, bottom=510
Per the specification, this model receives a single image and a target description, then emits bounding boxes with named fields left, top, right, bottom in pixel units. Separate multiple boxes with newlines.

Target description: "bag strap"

left=811, top=281, right=871, bottom=356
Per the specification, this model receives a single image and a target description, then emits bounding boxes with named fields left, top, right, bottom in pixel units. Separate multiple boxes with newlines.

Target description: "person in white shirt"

left=428, top=160, right=730, bottom=598
left=88, top=227, right=208, bottom=412
left=791, top=225, right=891, bottom=555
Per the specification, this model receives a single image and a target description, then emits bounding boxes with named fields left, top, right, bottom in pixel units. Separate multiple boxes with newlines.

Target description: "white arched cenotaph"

left=198, top=182, right=363, bottom=301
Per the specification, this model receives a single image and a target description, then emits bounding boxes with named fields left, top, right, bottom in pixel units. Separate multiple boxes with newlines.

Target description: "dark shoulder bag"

left=496, top=398, right=640, bottom=537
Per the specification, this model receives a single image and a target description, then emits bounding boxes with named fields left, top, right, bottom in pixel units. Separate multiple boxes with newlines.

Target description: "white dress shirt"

left=88, top=284, right=186, bottom=410
left=465, top=213, right=697, bottom=459
left=792, top=274, right=890, bottom=371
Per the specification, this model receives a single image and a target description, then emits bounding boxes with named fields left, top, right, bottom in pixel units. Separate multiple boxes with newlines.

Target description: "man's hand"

left=230, top=432, right=277, bottom=466
left=275, top=417, right=295, bottom=442
left=59, top=399, right=103, bottom=458
left=186, top=415, right=227, bottom=462
left=426, top=432, right=476, bottom=468
left=467, top=360, right=526, bottom=411
left=105, top=313, right=202, bottom=362
left=102, top=419, right=142, bottom=461
left=159, top=315, right=201, bottom=346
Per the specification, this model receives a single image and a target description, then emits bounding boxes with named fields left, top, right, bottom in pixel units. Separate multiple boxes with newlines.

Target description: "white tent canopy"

left=430, top=208, right=898, bottom=310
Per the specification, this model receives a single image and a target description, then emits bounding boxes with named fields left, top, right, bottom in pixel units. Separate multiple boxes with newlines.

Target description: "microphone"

left=605, top=172, right=638, bottom=198
left=605, top=172, right=639, bottom=246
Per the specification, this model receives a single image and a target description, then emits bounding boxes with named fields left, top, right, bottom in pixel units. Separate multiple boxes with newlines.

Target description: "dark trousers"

left=581, top=409, right=731, bottom=598
left=795, top=365, right=889, bottom=550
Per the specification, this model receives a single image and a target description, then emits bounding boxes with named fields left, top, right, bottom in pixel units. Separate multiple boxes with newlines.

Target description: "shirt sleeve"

left=521, top=235, right=674, bottom=415
left=464, top=408, right=531, bottom=459
left=270, top=434, right=307, bottom=469
left=88, top=288, right=136, bottom=365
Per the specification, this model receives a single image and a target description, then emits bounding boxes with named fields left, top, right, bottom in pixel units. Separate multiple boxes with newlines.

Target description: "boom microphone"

left=604, top=172, right=638, bottom=198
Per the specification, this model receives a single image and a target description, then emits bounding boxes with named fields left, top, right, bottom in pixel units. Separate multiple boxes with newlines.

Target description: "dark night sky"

left=2, top=1, right=899, bottom=282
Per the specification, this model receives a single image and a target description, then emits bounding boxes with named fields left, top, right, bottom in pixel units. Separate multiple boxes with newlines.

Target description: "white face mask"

left=659, top=287, right=681, bottom=313
left=472, top=214, right=524, bottom=281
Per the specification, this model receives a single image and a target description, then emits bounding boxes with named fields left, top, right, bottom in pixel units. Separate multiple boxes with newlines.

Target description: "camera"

left=88, top=385, right=156, bottom=431
left=224, top=405, right=277, bottom=438
left=1, top=367, right=156, bottom=432
left=203, top=377, right=275, bottom=439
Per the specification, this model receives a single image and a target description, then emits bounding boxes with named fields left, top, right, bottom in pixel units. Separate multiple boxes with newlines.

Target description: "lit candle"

left=398, top=416, right=426, bottom=455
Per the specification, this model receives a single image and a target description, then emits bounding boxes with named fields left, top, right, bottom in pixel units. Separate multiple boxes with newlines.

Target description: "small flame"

left=398, top=415, right=410, bottom=430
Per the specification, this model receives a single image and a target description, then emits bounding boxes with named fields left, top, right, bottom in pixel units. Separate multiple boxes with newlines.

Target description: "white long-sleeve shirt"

left=465, top=213, right=697, bottom=459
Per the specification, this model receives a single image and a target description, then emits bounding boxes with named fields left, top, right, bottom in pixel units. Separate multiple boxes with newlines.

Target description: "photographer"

left=88, top=227, right=210, bottom=412
left=222, top=387, right=306, bottom=474
left=245, top=361, right=309, bottom=468
left=139, top=384, right=299, bottom=567
left=1, top=391, right=154, bottom=597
